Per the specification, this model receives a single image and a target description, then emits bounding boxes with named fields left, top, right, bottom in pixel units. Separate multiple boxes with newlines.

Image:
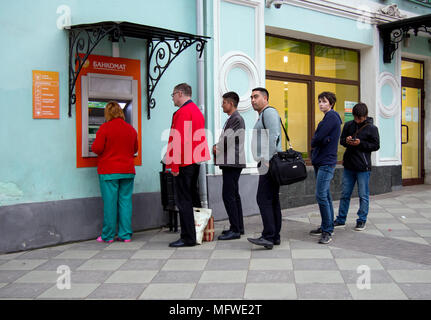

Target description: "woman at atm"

left=91, top=101, right=139, bottom=243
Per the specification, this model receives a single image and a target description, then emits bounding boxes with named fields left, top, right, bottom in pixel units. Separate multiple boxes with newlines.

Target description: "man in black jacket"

left=213, top=91, right=246, bottom=240
left=334, top=103, right=380, bottom=231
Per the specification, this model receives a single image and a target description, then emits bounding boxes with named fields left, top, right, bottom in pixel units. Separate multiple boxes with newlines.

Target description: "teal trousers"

left=99, top=176, right=134, bottom=241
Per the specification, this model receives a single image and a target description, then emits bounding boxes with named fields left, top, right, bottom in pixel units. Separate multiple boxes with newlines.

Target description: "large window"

left=265, top=35, right=360, bottom=161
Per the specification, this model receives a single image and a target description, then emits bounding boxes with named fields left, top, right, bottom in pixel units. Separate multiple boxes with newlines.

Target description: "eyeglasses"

left=171, top=91, right=180, bottom=97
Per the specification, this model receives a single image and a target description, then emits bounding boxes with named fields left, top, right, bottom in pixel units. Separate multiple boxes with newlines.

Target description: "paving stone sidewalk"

left=1, top=185, right=431, bottom=300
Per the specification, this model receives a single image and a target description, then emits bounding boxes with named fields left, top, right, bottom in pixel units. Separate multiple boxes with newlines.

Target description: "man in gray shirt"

left=248, top=87, right=282, bottom=250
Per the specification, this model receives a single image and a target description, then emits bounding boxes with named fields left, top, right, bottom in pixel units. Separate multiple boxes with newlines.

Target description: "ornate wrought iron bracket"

left=378, top=14, right=431, bottom=63
left=68, top=24, right=124, bottom=117
left=146, top=38, right=207, bottom=119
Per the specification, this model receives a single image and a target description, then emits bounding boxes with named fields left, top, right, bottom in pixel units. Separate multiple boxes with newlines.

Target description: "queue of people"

left=91, top=84, right=380, bottom=249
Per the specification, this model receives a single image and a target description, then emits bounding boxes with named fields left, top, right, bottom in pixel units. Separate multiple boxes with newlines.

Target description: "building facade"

left=1, top=0, right=430, bottom=253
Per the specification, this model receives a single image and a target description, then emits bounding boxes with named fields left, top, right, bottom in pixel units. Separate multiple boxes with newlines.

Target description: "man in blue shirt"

left=310, top=92, right=342, bottom=244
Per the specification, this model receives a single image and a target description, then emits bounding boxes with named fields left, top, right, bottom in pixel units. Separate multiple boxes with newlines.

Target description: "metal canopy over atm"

left=66, top=21, right=210, bottom=119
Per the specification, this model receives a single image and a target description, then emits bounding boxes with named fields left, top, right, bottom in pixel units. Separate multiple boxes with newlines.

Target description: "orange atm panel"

left=75, top=55, right=142, bottom=168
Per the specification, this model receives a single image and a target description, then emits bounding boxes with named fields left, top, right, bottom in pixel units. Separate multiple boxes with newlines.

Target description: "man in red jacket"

left=166, top=83, right=210, bottom=247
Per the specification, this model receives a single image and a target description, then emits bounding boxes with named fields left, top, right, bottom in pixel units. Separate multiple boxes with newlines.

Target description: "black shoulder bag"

left=262, top=107, right=308, bottom=185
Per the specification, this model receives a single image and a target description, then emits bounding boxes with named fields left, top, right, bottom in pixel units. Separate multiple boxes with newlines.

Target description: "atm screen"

left=87, top=100, right=131, bottom=154
left=88, top=100, right=107, bottom=153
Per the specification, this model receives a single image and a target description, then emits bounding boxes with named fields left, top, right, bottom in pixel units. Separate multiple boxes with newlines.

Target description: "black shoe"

left=222, top=229, right=245, bottom=235
left=218, top=230, right=241, bottom=240
left=169, top=239, right=196, bottom=248
left=309, top=227, right=323, bottom=236
left=318, top=232, right=332, bottom=244
left=334, top=220, right=345, bottom=228
left=274, top=239, right=281, bottom=245
left=355, top=221, right=366, bottom=231
left=247, top=237, right=273, bottom=250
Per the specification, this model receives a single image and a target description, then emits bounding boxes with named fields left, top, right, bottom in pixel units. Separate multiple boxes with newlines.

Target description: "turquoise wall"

left=220, top=1, right=255, bottom=60
left=265, top=3, right=374, bottom=46
left=0, top=0, right=201, bottom=206
left=378, top=117, right=398, bottom=159
left=3, top=0, right=429, bottom=206
left=216, top=0, right=259, bottom=169
left=403, top=35, right=431, bottom=56
left=378, top=33, right=399, bottom=159
left=377, top=35, right=430, bottom=160
left=204, top=0, right=215, bottom=155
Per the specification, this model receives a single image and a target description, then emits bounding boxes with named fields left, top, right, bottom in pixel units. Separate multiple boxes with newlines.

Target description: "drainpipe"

left=112, top=41, right=120, bottom=57
left=196, top=0, right=208, bottom=208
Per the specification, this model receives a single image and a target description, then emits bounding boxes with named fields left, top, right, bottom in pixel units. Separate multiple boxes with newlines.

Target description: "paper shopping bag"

left=203, top=216, right=214, bottom=242
left=193, top=207, right=212, bottom=244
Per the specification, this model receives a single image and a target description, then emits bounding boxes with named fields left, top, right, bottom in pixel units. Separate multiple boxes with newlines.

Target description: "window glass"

left=401, top=60, right=423, bottom=79
left=401, top=87, right=421, bottom=179
left=266, top=36, right=310, bottom=75
left=315, top=45, right=359, bottom=81
left=266, top=79, right=308, bottom=158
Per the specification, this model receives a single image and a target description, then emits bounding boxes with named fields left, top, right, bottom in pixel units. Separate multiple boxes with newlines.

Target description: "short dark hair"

left=318, top=91, right=336, bottom=108
left=252, top=87, right=269, bottom=100
left=352, top=103, right=368, bottom=118
left=222, top=91, right=240, bottom=107
left=174, top=83, right=192, bottom=96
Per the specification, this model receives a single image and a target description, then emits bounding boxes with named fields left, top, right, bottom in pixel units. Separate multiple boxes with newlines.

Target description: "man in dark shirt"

left=213, top=91, right=246, bottom=240
left=334, top=103, right=380, bottom=231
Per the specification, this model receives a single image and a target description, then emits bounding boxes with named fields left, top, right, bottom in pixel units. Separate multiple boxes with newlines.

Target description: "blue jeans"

left=314, top=165, right=336, bottom=234
left=336, top=168, right=370, bottom=224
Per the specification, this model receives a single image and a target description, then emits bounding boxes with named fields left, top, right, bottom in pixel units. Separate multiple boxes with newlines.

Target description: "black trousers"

left=174, top=163, right=201, bottom=244
left=221, top=167, right=244, bottom=234
left=256, top=170, right=281, bottom=243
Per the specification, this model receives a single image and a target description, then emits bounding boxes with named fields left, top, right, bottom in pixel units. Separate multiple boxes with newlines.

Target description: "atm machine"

left=81, top=73, right=138, bottom=157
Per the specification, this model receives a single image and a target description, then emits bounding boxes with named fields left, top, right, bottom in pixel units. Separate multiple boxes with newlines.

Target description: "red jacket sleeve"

left=166, top=110, right=189, bottom=173
left=91, top=124, right=106, bottom=155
